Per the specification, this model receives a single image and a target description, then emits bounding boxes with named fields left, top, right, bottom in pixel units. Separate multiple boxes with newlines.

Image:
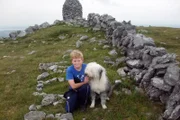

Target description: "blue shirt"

left=66, top=63, right=87, bottom=84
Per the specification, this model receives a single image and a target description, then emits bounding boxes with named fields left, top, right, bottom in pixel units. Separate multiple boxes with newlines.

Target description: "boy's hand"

left=84, top=76, right=89, bottom=84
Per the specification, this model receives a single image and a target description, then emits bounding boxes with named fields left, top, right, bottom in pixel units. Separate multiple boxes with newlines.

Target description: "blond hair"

left=70, top=50, right=84, bottom=59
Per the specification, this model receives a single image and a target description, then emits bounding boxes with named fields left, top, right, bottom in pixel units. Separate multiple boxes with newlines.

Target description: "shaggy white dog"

left=85, top=62, right=111, bottom=109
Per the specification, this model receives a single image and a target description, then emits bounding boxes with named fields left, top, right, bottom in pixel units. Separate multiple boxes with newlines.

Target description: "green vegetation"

left=1, top=24, right=179, bottom=120
left=137, top=26, right=180, bottom=61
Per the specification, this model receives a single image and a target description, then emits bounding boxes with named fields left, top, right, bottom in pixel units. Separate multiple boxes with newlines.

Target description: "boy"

left=64, top=50, right=90, bottom=113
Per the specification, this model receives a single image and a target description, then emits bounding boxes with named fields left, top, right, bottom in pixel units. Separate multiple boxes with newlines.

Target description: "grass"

left=137, top=26, right=180, bottom=61
left=1, top=24, right=178, bottom=120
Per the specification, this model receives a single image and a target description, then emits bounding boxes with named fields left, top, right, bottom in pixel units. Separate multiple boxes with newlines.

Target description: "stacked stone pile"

left=86, top=13, right=136, bottom=45
left=62, top=0, right=82, bottom=20
left=64, top=17, right=89, bottom=28
left=87, top=13, right=136, bottom=32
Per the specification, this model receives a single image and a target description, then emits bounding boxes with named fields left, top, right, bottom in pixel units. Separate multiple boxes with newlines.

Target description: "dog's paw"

left=102, top=104, right=107, bottom=109
left=106, top=97, right=110, bottom=101
left=90, top=103, right=95, bottom=108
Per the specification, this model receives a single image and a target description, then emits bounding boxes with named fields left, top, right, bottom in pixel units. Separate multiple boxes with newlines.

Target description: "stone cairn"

left=62, top=0, right=82, bottom=20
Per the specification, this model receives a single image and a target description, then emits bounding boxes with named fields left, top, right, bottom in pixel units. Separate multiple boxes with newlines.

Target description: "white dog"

left=85, top=62, right=111, bottom=109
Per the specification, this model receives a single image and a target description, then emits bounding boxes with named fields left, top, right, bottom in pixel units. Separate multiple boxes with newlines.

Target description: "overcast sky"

left=0, top=0, right=180, bottom=30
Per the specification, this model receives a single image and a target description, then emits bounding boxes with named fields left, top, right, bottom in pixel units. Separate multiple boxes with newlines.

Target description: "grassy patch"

left=137, top=26, right=180, bottom=61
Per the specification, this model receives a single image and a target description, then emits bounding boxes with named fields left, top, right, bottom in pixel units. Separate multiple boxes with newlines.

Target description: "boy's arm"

left=68, top=76, right=89, bottom=89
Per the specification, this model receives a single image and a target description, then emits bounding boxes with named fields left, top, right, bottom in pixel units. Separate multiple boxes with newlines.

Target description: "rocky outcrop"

left=62, top=0, right=82, bottom=20
left=25, top=22, right=50, bottom=34
left=8, top=21, right=51, bottom=40
left=9, top=30, right=26, bottom=40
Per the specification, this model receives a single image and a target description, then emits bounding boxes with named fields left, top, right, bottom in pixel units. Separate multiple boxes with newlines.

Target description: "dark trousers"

left=64, top=84, right=90, bottom=113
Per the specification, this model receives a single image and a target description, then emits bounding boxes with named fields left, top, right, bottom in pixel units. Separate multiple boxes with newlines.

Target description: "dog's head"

left=85, top=62, right=105, bottom=80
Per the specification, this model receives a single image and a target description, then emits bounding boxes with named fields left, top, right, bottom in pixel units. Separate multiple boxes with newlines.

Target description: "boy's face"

left=72, top=57, right=83, bottom=70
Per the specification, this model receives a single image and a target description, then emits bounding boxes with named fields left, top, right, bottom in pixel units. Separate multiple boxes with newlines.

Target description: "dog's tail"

left=108, top=80, right=121, bottom=98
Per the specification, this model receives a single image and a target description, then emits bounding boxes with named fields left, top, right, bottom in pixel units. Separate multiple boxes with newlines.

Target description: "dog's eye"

left=85, top=73, right=88, bottom=77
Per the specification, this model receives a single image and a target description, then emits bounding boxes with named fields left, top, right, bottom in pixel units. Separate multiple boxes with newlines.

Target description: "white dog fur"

left=85, top=62, right=111, bottom=109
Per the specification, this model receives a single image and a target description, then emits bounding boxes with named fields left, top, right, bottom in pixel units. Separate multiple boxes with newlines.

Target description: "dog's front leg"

left=90, top=91, right=96, bottom=108
left=100, top=92, right=107, bottom=109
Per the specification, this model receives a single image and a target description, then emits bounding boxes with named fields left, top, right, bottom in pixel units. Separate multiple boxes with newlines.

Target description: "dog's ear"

left=99, top=68, right=103, bottom=80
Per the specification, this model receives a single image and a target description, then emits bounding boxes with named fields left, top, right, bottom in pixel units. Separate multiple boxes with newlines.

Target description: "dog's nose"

left=85, top=73, right=90, bottom=78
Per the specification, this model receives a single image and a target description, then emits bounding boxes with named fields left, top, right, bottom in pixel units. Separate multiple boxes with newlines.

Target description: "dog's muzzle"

left=85, top=73, right=93, bottom=80
left=85, top=73, right=88, bottom=77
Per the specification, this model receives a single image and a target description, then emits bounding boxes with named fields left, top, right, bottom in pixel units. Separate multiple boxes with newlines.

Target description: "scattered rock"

left=41, top=94, right=58, bottom=106
left=117, top=68, right=126, bottom=77
left=37, top=72, right=50, bottom=81
left=79, top=35, right=88, bottom=41
left=76, top=40, right=83, bottom=48
left=28, top=50, right=36, bottom=55
left=29, top=104, right=37, bottom=111
left=108, top=49, right=117, bottom=56
left=24, top=111, right=46, bottom=120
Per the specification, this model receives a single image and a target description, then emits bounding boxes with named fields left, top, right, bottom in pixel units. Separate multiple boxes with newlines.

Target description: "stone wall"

left=86, top=13, right=180, bottom=120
